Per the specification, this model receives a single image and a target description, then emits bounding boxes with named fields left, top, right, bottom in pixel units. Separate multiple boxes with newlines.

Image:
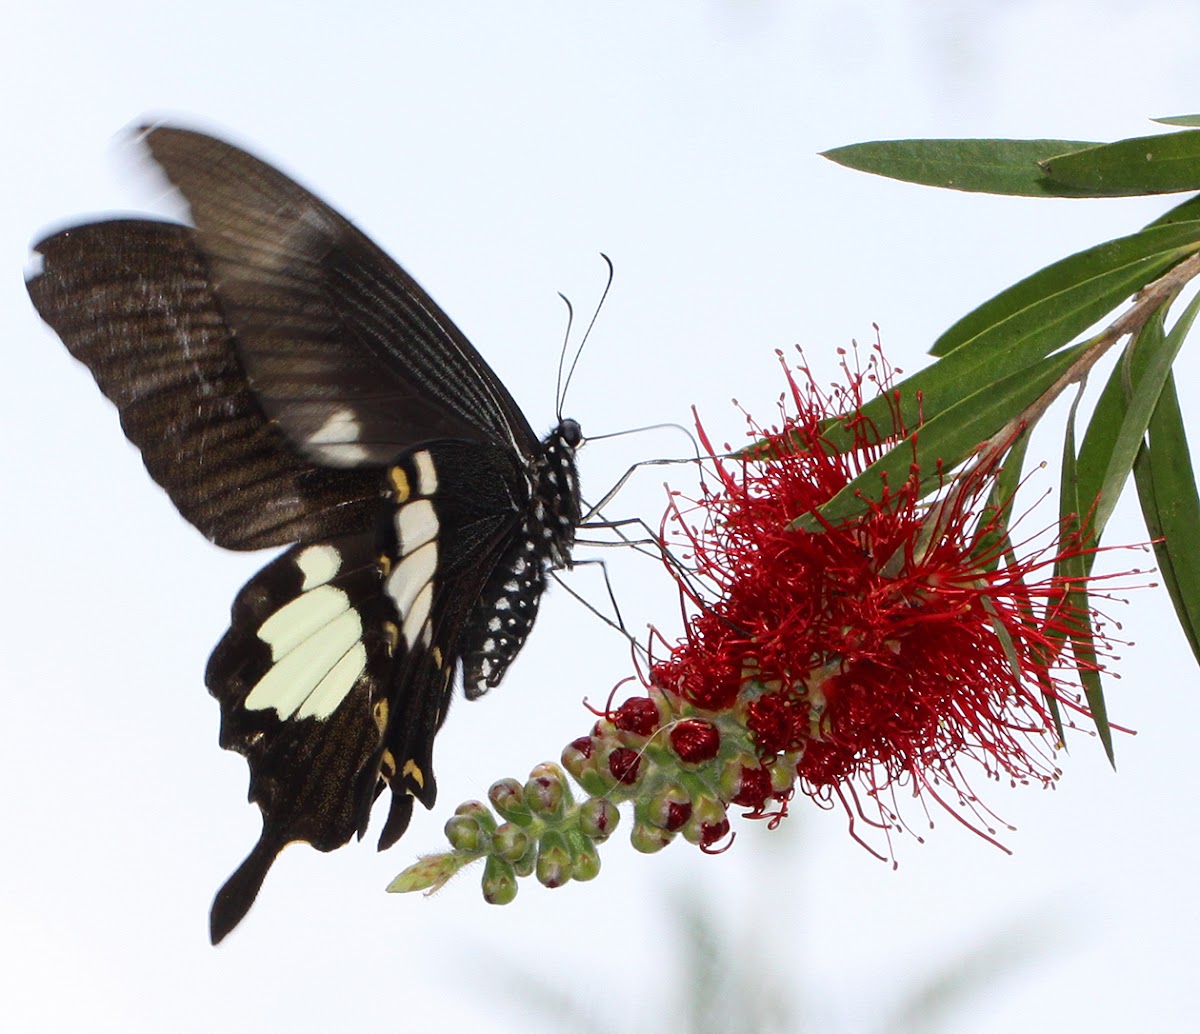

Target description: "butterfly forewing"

left=26, top=220, right=381, bottom=550
left=141, top=127, right=540, bottom=465
left=26, top=124, right=583, bottom=944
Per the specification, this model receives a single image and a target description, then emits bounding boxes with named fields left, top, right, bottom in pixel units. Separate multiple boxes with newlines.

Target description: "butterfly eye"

left=560, top=417, right=583, bottom=448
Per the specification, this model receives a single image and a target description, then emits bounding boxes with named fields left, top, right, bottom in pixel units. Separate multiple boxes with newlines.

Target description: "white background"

left=3, top=3, right=1198, bottom=1031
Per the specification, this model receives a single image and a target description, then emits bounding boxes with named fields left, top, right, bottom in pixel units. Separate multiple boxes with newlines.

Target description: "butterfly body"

left=26, top=127, right=581, bottom=942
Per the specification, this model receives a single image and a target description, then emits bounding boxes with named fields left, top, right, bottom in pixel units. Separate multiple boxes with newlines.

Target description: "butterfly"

left=26, top=125, right=582, bottom=943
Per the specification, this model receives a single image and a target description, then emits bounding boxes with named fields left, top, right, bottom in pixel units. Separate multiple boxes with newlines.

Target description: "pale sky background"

left=4, top=3, right=1200, bottom=1032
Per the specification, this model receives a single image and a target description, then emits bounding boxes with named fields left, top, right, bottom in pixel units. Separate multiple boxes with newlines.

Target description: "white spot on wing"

left=258, top=584, right=351, bottom=661
left=296, top=643, right=368, bottom=719
left=296, top=544, right=342, bottom=591
left=246, top=607, right=364, bottom=718
left=307, top=408, right=371, bottom=465
left=402, top=583, right=434, bottom=647
left=309, top=407, right=361, bottom=444
left=386, top=541, right=438, bottom=617
left=413, top=449, right=438, bottom=495
left=396, top=499, right=439, bottom=554
left=312, top=442, right=372, bottom=465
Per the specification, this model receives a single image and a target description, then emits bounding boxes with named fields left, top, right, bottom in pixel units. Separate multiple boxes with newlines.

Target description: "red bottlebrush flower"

left=651, top=345, right=1109, bottom=853
left=391, top=343, right=1136, bottom=907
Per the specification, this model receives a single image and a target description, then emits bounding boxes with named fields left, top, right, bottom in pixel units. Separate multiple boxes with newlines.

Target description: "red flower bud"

left=612, top=697, right=661, bottom=737
left=669, top=718, right=721, bottom=762
left=607, top=747, right=642, bottom=785
left=731, top=765, right=772, bottom=809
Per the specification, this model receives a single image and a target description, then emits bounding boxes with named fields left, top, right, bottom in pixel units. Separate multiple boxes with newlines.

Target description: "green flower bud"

left=482, top=855, right=518, bottom=905
left=445, top=814, right=486, bottom=853
left=569, top=835, right=602, bottom=882
left=489, top=778, right=533, bottom=826
left=630, top=820, right=675, bottom=854
left=491, top=822, right=531, bottom=864
left=578, top=798, right=620, bottom=841
left=536, top=830, right=573, bottom=888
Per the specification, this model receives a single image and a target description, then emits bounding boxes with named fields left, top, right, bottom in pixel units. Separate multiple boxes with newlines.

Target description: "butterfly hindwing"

left=206, top=440, right=532, bottom=939
left=205, top=531, right=391, bottom=942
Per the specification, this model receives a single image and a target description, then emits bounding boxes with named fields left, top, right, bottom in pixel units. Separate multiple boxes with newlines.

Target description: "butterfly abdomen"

left=462, top=419, right=582, bottom=697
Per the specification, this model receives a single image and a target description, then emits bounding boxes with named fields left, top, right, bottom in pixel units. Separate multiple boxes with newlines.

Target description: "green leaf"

left=1134, top=374, right=1200, bottom=667
left=1076, top=291, right=1200, bottom=567
left=1055, top=400, right=1114, bottom=764
left=930, top=220, right=1200, bottom=358
left=1039, top=131, right=1200, bottom=196
left=812, top=344, right=1085, bottom=525
left=1153, top=114, right=1200, bottom=128
left=1145, top=192, right=1200, bottom=228
left=800, top=222, right=1200, bottom=527
left=1067, top=580, right=1114, bottom=765
left=1058, top=381, right=1086, bottom=575
left=1051, top=388, right=1086, bottom=747
left=810, top=220, right=1200, bottom=472
left=993, top=430, right=1032, bottom=519
left=971, top=430, right=1032, bottom=571
left=821, top=138, right=1100, bottom=196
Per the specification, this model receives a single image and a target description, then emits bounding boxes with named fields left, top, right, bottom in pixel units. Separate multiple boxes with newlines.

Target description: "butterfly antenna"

left=558, top=253, right=614, bottom=419
left=554, top=292, right=576, bottom=422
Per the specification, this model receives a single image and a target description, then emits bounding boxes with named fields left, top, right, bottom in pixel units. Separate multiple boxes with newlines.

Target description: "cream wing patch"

left=412, top=449, right=438, bottom=495
left=396, top=499, right=438, bottom=552
left=305, top=406, right=370, bottom=466
left=296, top=543, right=342, bottom=590
left=244, top=550, right=368, bottom=721
left=385, top=486, right=442, bottom=649
left=386, top=541, right=437, bottom=618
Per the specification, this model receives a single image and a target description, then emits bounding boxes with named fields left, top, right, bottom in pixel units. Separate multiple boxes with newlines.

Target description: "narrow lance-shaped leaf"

left=1133, top=373, right=1200, bottom=667
left=971, top=425, right=1065, bottom=742
left=1073, top=312, right=1162, bottom=565
left=821, top=138, right=1100, bottom=196
left=930, top=219, right=1200, bottom=358
left=1154, top=114, right=1200, bottom=128
left=815, top=240, right=1192, bottom=471
left=1077, top=293, right=1200, bottom=562
left=1057, top=388, right=1115, bottom=763
left=971, top=429, right=1032, bottom=572
left=807, top=224, right=1200, bottom=518
left=1039, top=131, right=1200, bottom=197
left=1144, top=192, right=1200, bottom=228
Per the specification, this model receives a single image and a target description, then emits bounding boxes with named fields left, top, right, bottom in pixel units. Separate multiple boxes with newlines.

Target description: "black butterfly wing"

left=139, top=125, right=541, bottom=466
left=204, top=531, right=393, bottom=942
left=205, top=440, right=529, bottom=943
left=26, top=126, right=554, bottom=941
left=26, top=220, right=380, bottom=550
